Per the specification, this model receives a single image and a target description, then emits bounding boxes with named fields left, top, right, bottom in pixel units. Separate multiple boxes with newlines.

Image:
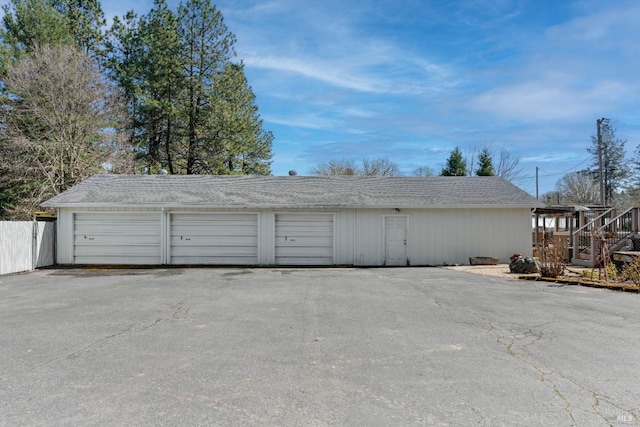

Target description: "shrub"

left=583, top=262, right=617, bottom=282
left=538, top=237, right=567, bottom=278
left=621, top=257, right=640, bottom=287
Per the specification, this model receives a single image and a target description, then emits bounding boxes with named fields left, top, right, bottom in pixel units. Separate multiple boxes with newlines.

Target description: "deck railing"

left=571, top=207, right=640, bottom=266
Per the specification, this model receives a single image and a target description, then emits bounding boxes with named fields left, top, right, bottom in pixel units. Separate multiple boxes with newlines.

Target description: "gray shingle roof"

left=42, top=174, right=543, bottom=209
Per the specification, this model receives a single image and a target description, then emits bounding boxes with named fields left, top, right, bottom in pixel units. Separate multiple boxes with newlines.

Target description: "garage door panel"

left=276, top=247, right=334, bottom=257
left=73, top=213, right=161, bottom=265
left=172, top=248, right=253, bottom=258
left=275, top=213, right=334, bottom=265
left=171, top=235, right=257, bottom=247
left=74, top=235, right=160, bottom=246
left=170, top=256, right=254, bottom=264
left=172, top=226, right=257, bottom=237
left=75, top=222, right=158, bottom=234
left=170, top=213, right=258, bottom=265
left=74, top=244, right=160, bottom=257
left=276, top=236, right=333, bottom=246
left=276, top=227, right=332, bottom=236
left=277, top=214, right=332, bottom=221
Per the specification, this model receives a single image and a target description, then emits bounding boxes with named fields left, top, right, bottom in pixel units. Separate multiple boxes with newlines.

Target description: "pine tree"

left=476, top=147, right=495, bottom=176
left=441, top=147, right=467, bottom=176
left=108, top=0, right=273, bottom=175
left=0, top=0, right=106, bottom=73
left=587, top=119, right=627, bottom=205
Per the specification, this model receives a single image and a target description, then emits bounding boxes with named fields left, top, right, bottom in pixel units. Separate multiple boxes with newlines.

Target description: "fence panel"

left=35, top=222, right=55, bottom=268
left=0, top=221, right=55, bottom=275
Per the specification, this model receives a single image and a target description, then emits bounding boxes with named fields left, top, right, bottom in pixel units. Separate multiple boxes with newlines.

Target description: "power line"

left=521, top=156, right=592, bottom=179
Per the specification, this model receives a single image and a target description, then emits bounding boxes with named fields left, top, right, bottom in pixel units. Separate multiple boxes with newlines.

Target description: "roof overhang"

left=45, top=203, right=541, bottom=210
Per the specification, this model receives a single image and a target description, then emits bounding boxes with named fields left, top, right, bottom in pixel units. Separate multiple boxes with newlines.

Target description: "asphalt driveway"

left=1, top=267, right=639, bottom=426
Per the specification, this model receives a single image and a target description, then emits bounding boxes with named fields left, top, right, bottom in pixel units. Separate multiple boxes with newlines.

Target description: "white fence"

left=0, top=221, right=55, bottom=275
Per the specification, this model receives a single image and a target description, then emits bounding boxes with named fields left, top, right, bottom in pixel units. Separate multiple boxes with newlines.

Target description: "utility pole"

left=536, top=166, right=540, bottom=200
left=597, top=118, right=606, bottom=206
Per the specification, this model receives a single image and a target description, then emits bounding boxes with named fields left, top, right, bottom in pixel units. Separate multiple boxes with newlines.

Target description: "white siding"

left=169, top=213, right=258, bottom=265
left=74, top=212, right=161, bottom=265
left=55, top=207, right=532, bottom=267
left=348, top=207, right=531, bottom=266
left=405, top=208, right=531, bottom=265
left=259, top=212, right=276, bottom=264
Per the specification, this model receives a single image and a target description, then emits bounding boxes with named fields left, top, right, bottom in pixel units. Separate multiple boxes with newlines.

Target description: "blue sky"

left=7, top=0, right=640, bottom=196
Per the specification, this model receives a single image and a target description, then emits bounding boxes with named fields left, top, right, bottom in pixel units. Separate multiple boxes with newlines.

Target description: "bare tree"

left=494, top=145, right=524, bottom=182
left=362, top=157, right=400, bottom=176
left=309, top=158, right=361, bottom=176
left=555, top=171, right=600, bottom=205
left=0, top=43, right=132, bottom=219
left=309, top=157, right=401, bottom=176
left=412, top=166, right=435, bottom=176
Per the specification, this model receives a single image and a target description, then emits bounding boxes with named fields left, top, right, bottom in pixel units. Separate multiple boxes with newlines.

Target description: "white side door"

left=385, top=216, right=407, bottom=266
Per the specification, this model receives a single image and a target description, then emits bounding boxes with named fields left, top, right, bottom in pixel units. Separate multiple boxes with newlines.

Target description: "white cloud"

left=263, top=113, right=340, bottom=131
left=469, top=78, right=629, bottom=122
left=453, top=0, right=525, bottom=28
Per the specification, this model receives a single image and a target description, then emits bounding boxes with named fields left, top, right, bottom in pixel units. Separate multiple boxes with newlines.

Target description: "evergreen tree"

left=107, top=1, right=184, bottom=174
left=587, top=119, right=627, bottom=205
left=0, top=0, right=70, bottom=72
left=50, top=0, right=106, bottom=58
left=0, top=0, right=106, bottom=73
left=476, top=147, right=495, bottom=176
left=440, top=147, right=467, bottom=176
left=204, top=62, right=273, bottom=175
left=108, top=0, right=272, bottom=175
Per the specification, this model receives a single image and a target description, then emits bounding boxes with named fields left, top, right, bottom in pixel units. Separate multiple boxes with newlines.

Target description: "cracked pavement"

left=0, top=267, right=639, bottom=426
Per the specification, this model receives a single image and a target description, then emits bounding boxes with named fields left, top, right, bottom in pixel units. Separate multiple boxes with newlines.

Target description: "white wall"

left=56, top=207, right=532, bottom=266
left=0, top=221, right=55, bottom=275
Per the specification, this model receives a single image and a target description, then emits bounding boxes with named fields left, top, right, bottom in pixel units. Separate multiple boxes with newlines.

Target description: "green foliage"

left=108, top=0, right=272, bottom=175
left=440, top=147, right=467, bottom=176
left=476, top=147, right=495, bottom=176
left=588, top=119, right=627, bottom=205
left=0, top=0, right=106, bottom=74
left=203, top=62, right=273, bottom=175
left=50, top=0, right=106, bottom=58
left=0, top=0, right=70, bottom=72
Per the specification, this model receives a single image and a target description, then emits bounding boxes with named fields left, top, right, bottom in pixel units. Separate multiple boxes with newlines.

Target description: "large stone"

left=509, top=256, right=540, bottom=274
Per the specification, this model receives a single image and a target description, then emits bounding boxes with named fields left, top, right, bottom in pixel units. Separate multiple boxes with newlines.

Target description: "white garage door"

left=275, top=213, right=334, bottom=265
left=74, top=212, right=161, bottom=265
left=170, top=213, right=258, bottom=265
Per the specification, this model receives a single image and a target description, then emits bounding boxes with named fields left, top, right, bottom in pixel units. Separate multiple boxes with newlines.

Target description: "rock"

left=509, top=253, right=523, bottom=263
left=509, top=256, right=540, bottom=274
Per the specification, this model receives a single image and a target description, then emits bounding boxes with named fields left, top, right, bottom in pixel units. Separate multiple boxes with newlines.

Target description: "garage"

left=275, top=213, right=334, bottom=265
left=73, top=212, right=161, bottom=265
left=45, top=175, right=542, bottom=266
left=169, top=213, right=258, bottom=265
